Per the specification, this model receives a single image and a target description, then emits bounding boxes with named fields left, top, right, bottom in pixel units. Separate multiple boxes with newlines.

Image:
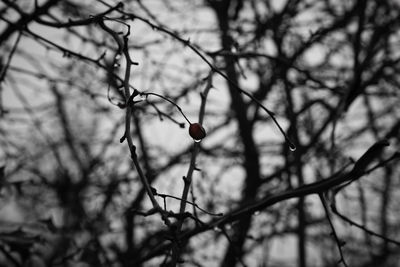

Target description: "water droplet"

left=115, top=53, right=122, bottom=60
left=213, top=226, right=221, bottom=232
left=253, top=211, right=260, bottom=216
left=289, top=143, right=296, bottom=152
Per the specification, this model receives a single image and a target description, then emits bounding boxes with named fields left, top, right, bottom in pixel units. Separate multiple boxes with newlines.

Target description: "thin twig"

left=178, top=148, right=399, bottom=241
left=331, top=192, right=400, bottom=247
left=141, top=92, right=191, bottom=124
left=35, top=2, right=123, bottom=28
left=219, top=226, right=248, bottom=267
left=319, top=193, right=349, bottom=267
left=170, top=71, right=213, bottom=265
left=97, top=0, right=295, bottom=149
left=147, top=101, right=186, bottom=128
left=98, top=18, right=172, bottom=227
left=178, top=72, right=213, bottom=221
left=156, top=192, right=223, bottom=217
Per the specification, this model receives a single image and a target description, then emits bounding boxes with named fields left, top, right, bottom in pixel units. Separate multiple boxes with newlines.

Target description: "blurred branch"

left=52, top=86, right=87, bottom=173
left=0, top=0, right=60, bottom=46
left=0, top=31, right=21, bottom=116
left=0, top=243, right=21, bottom=267
left=35, top=2, right=123, bottom=28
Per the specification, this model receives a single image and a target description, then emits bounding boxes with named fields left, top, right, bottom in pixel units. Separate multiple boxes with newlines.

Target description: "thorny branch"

left=98, top=18, right=172, bottom=227
left=1, top=1, right=400, bottom=266
left=170, top=72, right=214, bottom=265
left=97, top=0, right=295, bottom=150
left=135, top=143, right=399, bottom=264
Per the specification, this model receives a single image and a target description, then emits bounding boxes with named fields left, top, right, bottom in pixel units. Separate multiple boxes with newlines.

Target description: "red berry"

left=189, top=123, right=206, bottom=140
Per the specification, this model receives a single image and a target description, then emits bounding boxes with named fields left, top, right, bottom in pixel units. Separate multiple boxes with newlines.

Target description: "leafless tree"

left=1, top=1, right=400, bottom=267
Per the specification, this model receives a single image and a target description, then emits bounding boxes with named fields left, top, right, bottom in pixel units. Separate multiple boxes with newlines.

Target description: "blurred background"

left=1, top=0, right=400, bottom=266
